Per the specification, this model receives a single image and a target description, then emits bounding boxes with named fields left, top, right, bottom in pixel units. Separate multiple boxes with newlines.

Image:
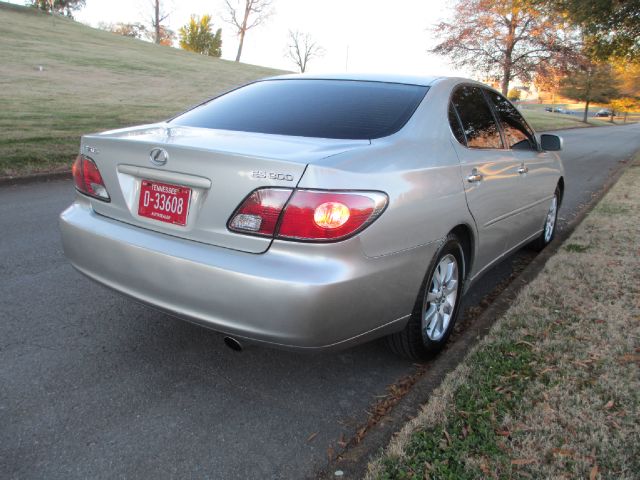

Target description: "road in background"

left=1, top=123, right=639, bottom=479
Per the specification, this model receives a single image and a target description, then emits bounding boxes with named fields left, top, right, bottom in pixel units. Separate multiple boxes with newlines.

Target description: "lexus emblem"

left=149, top=147, right=169, bottom=166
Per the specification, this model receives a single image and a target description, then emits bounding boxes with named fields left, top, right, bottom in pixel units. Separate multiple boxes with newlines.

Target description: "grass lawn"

left=367, top=153, right=640, bottom=479
left=0, top=2, right=633, bottom=178
left=0, top=2, right=283, bottom=177
left=520, top=109, right=614, bottom=131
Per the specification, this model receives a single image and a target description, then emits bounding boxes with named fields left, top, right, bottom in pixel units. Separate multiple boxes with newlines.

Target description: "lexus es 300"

left=60, top=74, right=564, bottom=358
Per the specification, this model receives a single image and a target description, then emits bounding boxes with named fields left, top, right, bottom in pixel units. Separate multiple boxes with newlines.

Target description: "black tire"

left=530, top=187, right=560, bottom=252
left=385, top=234, right=465, bottom=360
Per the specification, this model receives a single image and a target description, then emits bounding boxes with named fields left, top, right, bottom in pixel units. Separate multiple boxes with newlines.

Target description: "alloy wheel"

left=423, top=254, right=459, bottom=341
left=544, top=195, right=558, bottom=243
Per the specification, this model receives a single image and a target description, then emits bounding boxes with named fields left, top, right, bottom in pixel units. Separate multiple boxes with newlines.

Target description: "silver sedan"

left=60, top=74, right=564, bottom=359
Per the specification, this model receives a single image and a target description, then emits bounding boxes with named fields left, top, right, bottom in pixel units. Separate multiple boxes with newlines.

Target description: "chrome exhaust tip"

left=223, top=336, right=243, bottom=352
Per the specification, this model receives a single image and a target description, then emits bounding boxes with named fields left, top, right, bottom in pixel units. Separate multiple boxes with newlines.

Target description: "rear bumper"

left=59, top=199, right=436, bottom=350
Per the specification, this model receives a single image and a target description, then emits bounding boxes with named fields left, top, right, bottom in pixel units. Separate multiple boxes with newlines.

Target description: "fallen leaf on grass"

left=618, top=354, right=640, bottom=364
left=326, top=446, right=334, bottom=461
left=551, top=448, right=576, bottom=457
left=604, top=400, right=614, bottom=409
left=495, top=430, right=510, bottom=436
left=511, top=458, right=537, bottom=465
left=590, top=465, right=599, bottom=480
left=442, top=428, right=451, bottom=445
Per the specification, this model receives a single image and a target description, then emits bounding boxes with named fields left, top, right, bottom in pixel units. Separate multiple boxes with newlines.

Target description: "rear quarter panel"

left=299, top=79, right=474, bottom=259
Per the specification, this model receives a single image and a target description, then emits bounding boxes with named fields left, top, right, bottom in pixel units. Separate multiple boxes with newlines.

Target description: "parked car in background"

left=60, top=74, right=564, bottom=359
left=595, top=109, right=613, bottom=117
left=545, top=106, right=572, bottom=114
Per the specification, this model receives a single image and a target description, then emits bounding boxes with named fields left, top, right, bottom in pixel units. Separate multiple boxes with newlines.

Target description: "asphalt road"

left=1, top=123, right=639, bottom=479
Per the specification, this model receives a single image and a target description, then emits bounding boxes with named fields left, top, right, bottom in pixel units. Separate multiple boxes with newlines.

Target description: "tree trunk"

left=235, top=30, right=245, bottom=62
left=235, top=1, right=251, bottom=62
left=501, top=67, right=510, bottom=96
left=501, top=13, right=516, bottom=96
left=154, top=0, right=160, bottom=44
left=582, top=100, right=590, bottom=123
left=582, top=68, right=593, bottom=123
left=501, top=48, right=512, bottom=95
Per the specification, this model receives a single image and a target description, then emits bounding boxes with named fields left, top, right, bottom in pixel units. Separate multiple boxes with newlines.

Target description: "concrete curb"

left=315, top=151, right=638, bottom=480
left=0, top=170, right=71, bottom=187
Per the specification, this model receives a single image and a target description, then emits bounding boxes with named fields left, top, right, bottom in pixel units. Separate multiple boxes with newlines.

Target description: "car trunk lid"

left=80, top=124, right=369, bottom=253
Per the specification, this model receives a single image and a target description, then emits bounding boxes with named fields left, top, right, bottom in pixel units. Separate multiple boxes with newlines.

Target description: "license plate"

left=138, top=180, right=191, bottom=226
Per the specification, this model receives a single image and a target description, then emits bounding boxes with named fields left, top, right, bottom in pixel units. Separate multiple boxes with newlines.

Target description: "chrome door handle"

left=466, top=172, right=483, bottom=183
left=518, top=166, right=529, bottom=175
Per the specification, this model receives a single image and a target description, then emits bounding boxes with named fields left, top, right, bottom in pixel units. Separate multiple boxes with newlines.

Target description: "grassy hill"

left=0, top=2, right=284, bottom=176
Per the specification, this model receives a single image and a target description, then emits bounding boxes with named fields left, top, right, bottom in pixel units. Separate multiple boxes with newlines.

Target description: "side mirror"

left=540, top=134, right=563, bottom=151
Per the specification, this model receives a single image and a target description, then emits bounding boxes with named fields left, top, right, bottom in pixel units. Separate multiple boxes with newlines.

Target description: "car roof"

left=263, top=72, right=447, bottom=87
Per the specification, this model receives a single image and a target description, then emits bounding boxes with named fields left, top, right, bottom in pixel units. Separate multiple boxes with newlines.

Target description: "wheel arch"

left=557, top=176, right=565, bottom=206
left=449, top=224, right=474, bottom=281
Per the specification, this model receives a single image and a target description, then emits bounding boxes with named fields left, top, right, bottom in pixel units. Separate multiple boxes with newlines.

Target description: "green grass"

left=564, top=243, right=590, bottom=253
left=379, top=340, right=537, bottom=479
left=0, top=2, right=284, bottom=176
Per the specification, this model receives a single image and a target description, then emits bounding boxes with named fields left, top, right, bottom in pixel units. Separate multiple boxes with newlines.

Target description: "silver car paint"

left=59, top=74, right=564, bottom=350
left=61, top=196, right=438, bottom=349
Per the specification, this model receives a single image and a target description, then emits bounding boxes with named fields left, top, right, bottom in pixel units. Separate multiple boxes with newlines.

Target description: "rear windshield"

left=170, top=79, right=428, bottom=140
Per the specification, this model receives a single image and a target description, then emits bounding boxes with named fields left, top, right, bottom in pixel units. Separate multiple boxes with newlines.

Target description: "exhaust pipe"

left=223, top=336, right=243, bottom=352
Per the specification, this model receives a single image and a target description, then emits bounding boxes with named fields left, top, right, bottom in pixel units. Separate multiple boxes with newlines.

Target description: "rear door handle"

left=466, top=170, right=483, bottom=183
left=518, top=166, right=529, bottom=175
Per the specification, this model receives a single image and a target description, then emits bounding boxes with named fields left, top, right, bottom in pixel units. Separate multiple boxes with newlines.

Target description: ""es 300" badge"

left=251, top=171, right=295, bottom=182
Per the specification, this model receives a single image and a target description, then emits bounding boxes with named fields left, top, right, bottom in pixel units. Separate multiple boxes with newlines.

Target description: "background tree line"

left=432, top=0, right=639, bottom=120
left=29, top=0, right=638, bottom=116
left=36, top=0, right=324, bottom=72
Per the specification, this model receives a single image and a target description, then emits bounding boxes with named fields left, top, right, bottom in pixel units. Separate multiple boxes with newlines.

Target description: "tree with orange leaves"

left=431, top=0, right=579, bottom=95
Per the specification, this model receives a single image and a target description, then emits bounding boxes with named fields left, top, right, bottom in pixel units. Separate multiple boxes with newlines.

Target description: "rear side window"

left=450, top=86, right=503, bottom=149
left=448, top=102, right=466, bottom=145
left=170, top=80, right=429, bottom=140
left=485, top=90, right=537, bottom=150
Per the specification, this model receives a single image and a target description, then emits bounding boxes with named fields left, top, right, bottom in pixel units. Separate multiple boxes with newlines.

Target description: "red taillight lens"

left=228, top=188, right=292, bottom=236
left=72, top=154, right=110, bottom=201
left=228, top=188, right=387, bottom=242
left=277, top=190, right=386, bottom=241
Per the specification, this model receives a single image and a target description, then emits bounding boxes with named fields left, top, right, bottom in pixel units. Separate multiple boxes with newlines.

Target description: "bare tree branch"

left=148, top=0, right=173, bottom=44
left=223, top=0, right=274, bottom=62
left=284, top=30, right=325, bottom=73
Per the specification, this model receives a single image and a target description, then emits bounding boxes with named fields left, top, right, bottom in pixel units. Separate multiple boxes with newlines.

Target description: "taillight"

left=228, top=188, right=387, bottom=242
left=228, top=188, right=292, bottom=236
left=72, top=154, right=110, bottom=201
left=277, top=190, right=386, bottom=241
